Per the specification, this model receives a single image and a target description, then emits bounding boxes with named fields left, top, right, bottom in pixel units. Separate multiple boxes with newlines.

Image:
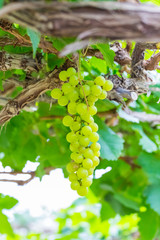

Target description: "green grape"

left=81, top=177, right=92, bottom=187
left=76, top=103, right=87, bottom=115
left=98, top=90, right=107, bottom=100
left=92, top=156, right=100, bottom=167
left=79, top=136, right=90, bottom=147
left=68, top=102, right=77, bottom=115
left=81, top=126, right=92, bottom=136
left=68, top=90, right=79, bottom=102
left=77, top=186, right=88, bottom=196
left=91, top=85, right=102, bottom=96
left=75, top=116, right=81, bottom=123
left=88, top=168, right=94, bottom=176
left=86, top=81, right=94, bottom=87
left=87, top=95, right=98, bottom=105
left=77, top=167, right=88, bottom=178
left=89, top=105, right=97, bottom=115
left=91, top=142, right=101, bottom=152
left=66, top=162, right=79, bottom=173
left=69, top=75, right=79, bottom=86
left=71, top=181, right=80, bottom=190
left=62, top=115, right=73, bottom=127
left=80, top=85, right=90, bottom=97
left=94, top=151, right=100, bottom=157
left=94, top=76, right=105, bottom=86
left=70, top=121, right=81, bottom=131
left=69, top=173, right=78, bottom=182
left=83, top=148, right=94, bottom=159
left=103, top=80, right=113, bottom=91
left=51, top=88, right=62, bottom=99
left=67, top=67, right=77, bottom=77
left=59, top=71, right=68, bottom=81
left=62, top=83, right=73, bottom=95
left=78, top=146, right=86, bottom=154
left=70, top=144, right=78, bottom=152
left=89, top=122, right=98, bottom=132
left=74, top=154, right=84, bottom=163
left=81, top=114, right=93, bottom=123
left=89, top=132, right=99, bottom=142
left=66, top=132, right=77, bottom=143
left=83, top=158, right=93, bottom=169
left=58, top=96, right=68, bottom=106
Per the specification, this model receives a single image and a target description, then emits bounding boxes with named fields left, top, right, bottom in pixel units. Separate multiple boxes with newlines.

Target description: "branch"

left=3, top=1, right=160, bottom=41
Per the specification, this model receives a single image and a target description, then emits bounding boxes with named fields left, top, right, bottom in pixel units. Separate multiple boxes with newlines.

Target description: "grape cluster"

left=51, top=67, right=113, bottom=196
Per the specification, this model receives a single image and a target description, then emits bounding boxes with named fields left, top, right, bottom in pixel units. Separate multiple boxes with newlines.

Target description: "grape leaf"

left=27, top=28, right=41, bottom=58
left=0, top=194, right=18, bottom=210
left=144, top=184, right=160, bottom=214
left=0, top=212, right=14, bottom=236
left=100, top=202, right=116, bottom=221
left=96, top=43, right=115, bottom=69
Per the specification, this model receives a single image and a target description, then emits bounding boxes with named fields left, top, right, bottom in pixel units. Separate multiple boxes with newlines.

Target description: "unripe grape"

left=68, top=90, right=79, bottom=102
left=71, top=153, right=83, bottom=163
left=81, top=114, right=93, bottom=123
left=81, top=177, right=92, bottom=187
left=88, top=168, right=94, bottom=176
left=71, top=181, right=80, bottom=190
left=58, top=96, right=68, bottom=106
left=81, top=126, right=92, bottom=136
left=91, top=85, right=102, bottom=96
left=62, top=115, right=73, bottom=127
left=77, top=186, right=88, bottom=196
left=66, top=162, right=79, bottom=173
left=92, top=156, right=100, bottom=167
left=80, top=85, right=90, bottom=97
left=103, top=80, right=113, bottom=91
left=94, top=151, right=100, bottom=157
left=59, top=71, right=68, bottom=81
left=83, top=158, right=93, bottom=169
left=68, top=102, right=77, bottom=115
left=51, top=88, right=62, bottom=99
left=76, top=103, right=87, bottom=115
left=70, top=121, right=81, bottom=132
left=62, top=83, right=73, bottom=95
left=91, top=142, right=101, bottom=152
left=89, top=132, right=99, bottom=142
left=77, top=167, right=88, bottom=178
left=69, top=173, right=78, bottom=182
left=66, top=132, right=77, bottom=143
left=89, top=105, right=97, bottom=115
left=98, top=90, right=107, bottom=100
left=70, top=144, right=78, bottom=152
left=79, top=136, right=90, bottom=147
left=78, top=146, right=86, bottom=154
left=89, top=122, right=98, bottom=132
left=69, top=75, right=79, bottom=86
left=83, top=148, right=94, bottom=159
left=87, top=95, right=98, bottom=105
left=94, top=76, right=105, bottom=86
left=67, top=67, right=76, bottom=77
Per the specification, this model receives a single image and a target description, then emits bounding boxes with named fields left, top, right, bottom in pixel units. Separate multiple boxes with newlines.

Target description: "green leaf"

left=95, top=116, right=124, bottom=160
left=96, top=43, right=115, bottom=69
left=100, top=202, right=116, bottom=221
left=0, top=0, right=4, bottom=8
left=27, top=28, right=41, bottom=58
left=132, top=125, right=157, bottom=153
left=90, top=57, right=107, bottom=74
left=138, top=208, right=159, bottom=240
left=0, top=212, right=14, bottom=236
left=114, top=192, right=140, bottom=211
left=144, top=184, right=160, bottom=214
left=0, top=194, right=18, bottom=210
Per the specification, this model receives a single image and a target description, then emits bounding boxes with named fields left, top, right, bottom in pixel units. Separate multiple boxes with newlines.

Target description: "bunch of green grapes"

left=51, top=67, right=113, bottom=196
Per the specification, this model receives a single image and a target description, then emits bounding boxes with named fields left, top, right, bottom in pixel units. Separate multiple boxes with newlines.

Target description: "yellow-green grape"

left=67, top=67, right=77, bottom=77
left=71, top=181, right=80, bottom=190
left=80, top=85, right=90, bottom=97
left=62, top=83, right=73, bottom=95
left=69, top=173, right=78, bottom=182
left=89, top=106, right=97, bottom=115
left=76, top=103, right=87, bottom=115
left=88, top=168, right=94, bottom=176
left=66, top=162, right=79, bottom=173
left=92, top=156, right=100, bottom=167
left=83, top=158, right=93, bottom=169
left=89, top=122, right=98, bottom=132
left=66, top=132, right=77, bottom=143
left=83, top=148, right=94, bottom=159
left=70, top=121, right=81, bottom=132
left=81, top=114, right=93, bottom=123
left=87, top=95, right=98, bottom=105
left=86, top=81, right=94, bottom=87
left=77, top=167, right=88, bottom=178
left=94, top=76, right=105, bottom=86
left=94, top=151, right=100, bottom=157
left=81, top=126, right=92, bottom=136
left=79, top=136, right=90, bottom=147
left=51, top=88, right=62, bottom=99
left=68, top=90, right=79, bottom=102
left=89, top=132, right=99, bottom=142
left=68, top=102, right=77, bottom=115
left=81, top=177, right=92, bottom=187
left=62, top=115, right=73, bottom=127
left=91, top=142, right=101, bottom=152
left=72, top=153, right=84, bottom=164
left=91, top=85, right=102, bottom=96
left=70, top=144, right=78, bottom=152
left=58, top=96, right=68, bottom=106
left=69, top=75, right=79, bottom=86
left=59, top=71, right=68, bottom=81
left=103, top=80, right=113, bottom=91
left=98, top=90, right=107, bottom=100
left=78, top=146, right=86, bottom=154
left=77, top=186, right=88, bottom=196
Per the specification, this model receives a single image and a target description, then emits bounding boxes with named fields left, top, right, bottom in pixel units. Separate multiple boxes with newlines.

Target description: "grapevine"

left=51, top=67, right=113, bottom=196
